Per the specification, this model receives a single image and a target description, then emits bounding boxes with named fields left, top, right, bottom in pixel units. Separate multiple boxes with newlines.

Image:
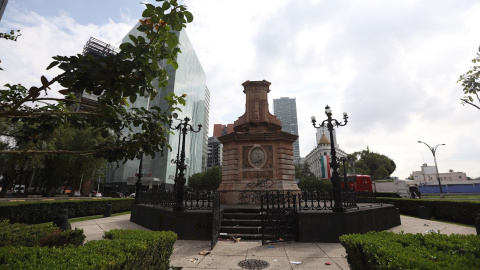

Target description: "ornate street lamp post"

left=418, top=141, right=445, bottom=194
left=338, top=157, right=348, bottom=190
left=312, top=105, right=348, bottom=213
left=170, top=115, right=202, bottom=212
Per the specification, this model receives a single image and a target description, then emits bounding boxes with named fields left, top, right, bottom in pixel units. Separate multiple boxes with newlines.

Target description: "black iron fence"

left=300, top=190, right=377, bottom=210
left=137, top=190, right=219, bottom=210
left=261, top=191, right=298, bottom=245
left=136, top=190, right=176, bottom=208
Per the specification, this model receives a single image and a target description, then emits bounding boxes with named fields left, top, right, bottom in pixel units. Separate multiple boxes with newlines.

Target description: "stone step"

left=223, top=208, right=261, bottom=213
left=222, top=212, right=262, bottom=220
left=220, top=233, right=262, bottom=241
left=221, top=219, right=262, bottom=226
left=220, top=225, right=262, bottom=234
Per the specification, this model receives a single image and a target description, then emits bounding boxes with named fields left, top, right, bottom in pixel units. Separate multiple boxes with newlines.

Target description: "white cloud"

left=184, top=0, right=480, bottom=179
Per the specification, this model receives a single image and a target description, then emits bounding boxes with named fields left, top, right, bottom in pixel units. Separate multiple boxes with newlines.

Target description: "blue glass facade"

left=106, top=24, right=208, bottom=193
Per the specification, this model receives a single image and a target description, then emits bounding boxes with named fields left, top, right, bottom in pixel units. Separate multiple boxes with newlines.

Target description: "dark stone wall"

left=131, top=204, right=219, bottom=240
left=298, top=205, right=400, bottom=242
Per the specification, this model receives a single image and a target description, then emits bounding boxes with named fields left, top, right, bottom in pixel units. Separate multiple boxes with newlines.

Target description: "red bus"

left=340, top=175, right=373, bottom=192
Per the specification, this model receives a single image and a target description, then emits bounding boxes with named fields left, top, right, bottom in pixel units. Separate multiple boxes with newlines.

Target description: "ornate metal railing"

left=184, top=190, right=217, bottom=210
left=261, top=191, right=298, bottom=245
left=355, top=191, right=377, bottom=203
left=298, top=190, right=377, bottom=211
left=299, top=190, right=333, bottom=210
left=137, top=190, right=218, bottom=210
left=137, top=190, right=176, bottom=207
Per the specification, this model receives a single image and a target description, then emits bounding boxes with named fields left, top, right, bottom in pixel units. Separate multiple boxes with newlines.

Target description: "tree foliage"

left=187, top=167, right=222, bottom=191
left=0, top=125, right=109, bottom=194
left=347, top=147, right=396, bottom=180
left=295, top=163, right=332, bottom=191
left=0, top=30, right=21, bottom=71
left=458, top=45, right=480, bottom=110
left=0, top=1, right=193, bottom=163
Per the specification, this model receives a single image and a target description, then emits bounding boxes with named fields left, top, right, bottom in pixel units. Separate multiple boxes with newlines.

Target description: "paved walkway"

left=72, top=215, right=476, bottom=270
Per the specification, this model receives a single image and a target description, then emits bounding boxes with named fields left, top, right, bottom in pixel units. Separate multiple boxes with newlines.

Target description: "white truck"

left=373, top=179, right=419, bottom=198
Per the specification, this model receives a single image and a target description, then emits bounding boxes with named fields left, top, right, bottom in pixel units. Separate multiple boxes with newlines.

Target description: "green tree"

left=187, top=167, right=222, bottom=191
left=0, top=124, right=110, bottom=194
left=295, top=163, right=332, bottom=192
left=458, top=45, right=480, bottom=110
left=0, top=30, right=21, bottom=71
left=0, top=1, right=193, bottom=163
left=348, top=148, right=396, bottom=180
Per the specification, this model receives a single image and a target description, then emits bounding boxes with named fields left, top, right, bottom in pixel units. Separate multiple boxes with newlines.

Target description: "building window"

left=459, top=175, right=462, bottom=179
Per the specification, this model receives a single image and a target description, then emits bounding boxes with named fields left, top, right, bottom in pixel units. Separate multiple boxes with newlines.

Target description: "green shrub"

left=377, top=197, right=480, bottom=225
left=0, top=219, right=85, bottom=247
left=0, top=198, right=133, bottom=224
left=340, top=231, right=480, bottom=270
left=104, top=229, right=177, bottom=269
left=39, top=228, right=86, bottom=247
left=0, top=230, right=177, bottom=269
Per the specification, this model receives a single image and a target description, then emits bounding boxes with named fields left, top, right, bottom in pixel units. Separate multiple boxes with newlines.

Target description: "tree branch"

left=461, top=98, right=480, bottom=110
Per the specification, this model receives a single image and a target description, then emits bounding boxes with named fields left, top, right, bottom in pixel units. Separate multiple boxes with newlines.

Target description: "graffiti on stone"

left=245, top=179, right=274, bottom=190
left=239, top=191, right=261, bottom=204
left=238, top=179, right=274, bottom=204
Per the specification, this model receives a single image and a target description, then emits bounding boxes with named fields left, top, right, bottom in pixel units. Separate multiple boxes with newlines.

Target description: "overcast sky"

left=1, top=0, right=479, bottom=179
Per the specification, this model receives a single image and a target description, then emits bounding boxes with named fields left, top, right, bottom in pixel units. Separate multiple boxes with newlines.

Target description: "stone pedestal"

left=218, top=80, right=300, bottom=204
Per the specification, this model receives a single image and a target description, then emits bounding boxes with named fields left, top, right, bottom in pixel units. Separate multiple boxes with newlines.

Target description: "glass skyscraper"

left=105, top=24, right=208, bottom=193
left=273, top=97, right=300, bottom=163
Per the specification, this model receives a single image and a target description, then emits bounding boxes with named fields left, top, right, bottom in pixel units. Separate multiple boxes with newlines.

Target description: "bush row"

left=0, top=229, right=177, bottom=269
left=0, top=219, right=85, bottom=247
left=377, top=197, right=480, bottom=225
left=340, top=231, right=480, bottom=270
left=0, top=198, right=133, bottom=224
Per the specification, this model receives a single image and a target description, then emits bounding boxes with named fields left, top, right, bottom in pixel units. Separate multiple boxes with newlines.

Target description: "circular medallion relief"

left=249, top=147, right=266, bottom=168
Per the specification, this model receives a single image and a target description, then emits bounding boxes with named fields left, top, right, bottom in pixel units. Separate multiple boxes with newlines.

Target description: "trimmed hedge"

left=340, top=231, right=480, bottom=270
left=0, top=219, right=85, bottom=247
left=0, top=198, right=133, bottom=224
left=377, top=197, right=480, bottom=225
left=0, top=230, right=177, bottom=269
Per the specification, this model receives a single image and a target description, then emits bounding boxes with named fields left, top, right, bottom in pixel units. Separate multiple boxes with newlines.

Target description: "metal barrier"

left=261, top=191, right=298, bottom=245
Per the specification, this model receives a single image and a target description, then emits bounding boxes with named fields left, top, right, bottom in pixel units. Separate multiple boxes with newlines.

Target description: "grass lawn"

left=421, top=194, right=480, bottom=200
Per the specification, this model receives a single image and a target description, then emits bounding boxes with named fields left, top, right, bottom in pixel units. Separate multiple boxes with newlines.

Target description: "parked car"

left=94, top=192, right=102, bottom=197
left=103, top=191, right=124, bottom=198
left=13, top=185, right=25, bottom=194
left=129, top=193, right=135, bottom=198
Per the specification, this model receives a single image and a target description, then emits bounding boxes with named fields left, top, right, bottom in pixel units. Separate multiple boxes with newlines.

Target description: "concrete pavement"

left=72, top=214, right=476, bottom=270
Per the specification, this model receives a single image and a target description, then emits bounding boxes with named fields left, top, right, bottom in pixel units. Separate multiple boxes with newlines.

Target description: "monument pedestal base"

left=219, top=179, right=300, bottom=204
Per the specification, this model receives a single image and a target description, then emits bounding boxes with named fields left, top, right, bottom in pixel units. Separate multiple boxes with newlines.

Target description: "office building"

left=207, top=123, right=234, bottom=169
left=75, top=37, right=120, bottom=112
left=213, top=124, right=234, bottom=137
left=0, top=0, right=8, bottom=22
left=105, top=25, right=209, bottom=193
left=273, top=97, right=300, bottom=163
left=207, top=136, right=222, bottom=168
